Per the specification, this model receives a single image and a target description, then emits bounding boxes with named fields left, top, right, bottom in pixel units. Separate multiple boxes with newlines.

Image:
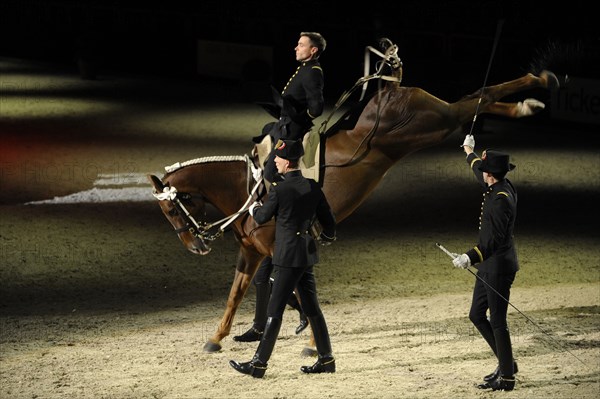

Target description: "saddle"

left=251, top=130, right=322, bottom=183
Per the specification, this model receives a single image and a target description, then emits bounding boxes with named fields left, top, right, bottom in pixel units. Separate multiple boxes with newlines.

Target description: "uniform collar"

left=283, top=169, right=303, bottom=178
left=301, top=59, right=319, bottom=67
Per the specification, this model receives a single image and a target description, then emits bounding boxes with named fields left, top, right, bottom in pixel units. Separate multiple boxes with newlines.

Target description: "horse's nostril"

left=190, top=246, right=211, bottom=256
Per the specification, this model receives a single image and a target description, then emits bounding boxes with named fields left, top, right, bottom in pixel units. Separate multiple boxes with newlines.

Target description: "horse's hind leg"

left=300, top=332, right=317, bottom=357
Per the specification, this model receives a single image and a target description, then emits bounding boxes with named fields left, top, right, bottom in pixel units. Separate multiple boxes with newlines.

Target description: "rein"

left=320, top=39, right=402, bottom=168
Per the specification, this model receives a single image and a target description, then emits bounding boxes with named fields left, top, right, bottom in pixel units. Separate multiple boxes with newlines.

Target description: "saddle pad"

left=252, top=131, right=321, bottom=183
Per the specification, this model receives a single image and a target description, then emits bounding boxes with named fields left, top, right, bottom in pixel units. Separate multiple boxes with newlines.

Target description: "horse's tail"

left=527, top=38, right=600, bottom=79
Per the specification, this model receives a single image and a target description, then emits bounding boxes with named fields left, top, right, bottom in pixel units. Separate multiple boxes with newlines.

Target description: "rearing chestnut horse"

left=148, top=39, right=558, bottom=353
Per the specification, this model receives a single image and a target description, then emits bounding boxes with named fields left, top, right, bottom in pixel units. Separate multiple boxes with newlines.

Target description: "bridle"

left=152, top=165, right=262, bottom=243
left=153, top=186, right=224, bottom=241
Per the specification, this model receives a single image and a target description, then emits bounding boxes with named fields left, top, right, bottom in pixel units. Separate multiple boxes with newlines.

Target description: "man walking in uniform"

left=229, top=139, right=337, bottom=378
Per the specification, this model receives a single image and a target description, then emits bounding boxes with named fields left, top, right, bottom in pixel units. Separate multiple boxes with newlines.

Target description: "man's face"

left=274, top=156, right=289, bottom=174
left=483, top=171, right=493, bottom=186
left=295, top=36, right=316, bottom=62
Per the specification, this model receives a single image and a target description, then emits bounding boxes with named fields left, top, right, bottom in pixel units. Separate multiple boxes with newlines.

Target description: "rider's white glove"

left=461, top=134, right=475, bottom=150
left=249, top=201, right=262, bottom=217
left=452, top=253, right=471, bottom=269
left=252, top=166, right=262, bottom=182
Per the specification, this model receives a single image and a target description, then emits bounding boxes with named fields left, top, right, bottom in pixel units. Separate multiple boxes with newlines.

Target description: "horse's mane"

left=165, top=155, right=247, bottom=174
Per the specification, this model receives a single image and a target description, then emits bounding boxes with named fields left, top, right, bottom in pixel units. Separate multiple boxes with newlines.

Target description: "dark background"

left=2, top=0, right=598, bottom=102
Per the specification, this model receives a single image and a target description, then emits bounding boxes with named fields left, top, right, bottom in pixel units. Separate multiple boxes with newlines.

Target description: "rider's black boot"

left=233, top=281, right=270, bottom=342
left=229, top=317, right=282, bottom=378
left=300, top=314, right=335, bottom=374
left=286, top=291, right=308, bottom=334
left=494, top=327, right=516, bottom=378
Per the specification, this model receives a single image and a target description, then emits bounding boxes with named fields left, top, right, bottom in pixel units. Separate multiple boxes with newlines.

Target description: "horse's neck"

left=178, top=162, right=248, bottom=215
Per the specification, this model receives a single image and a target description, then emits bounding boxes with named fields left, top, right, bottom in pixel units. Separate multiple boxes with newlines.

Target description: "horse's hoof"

left=541, top=70, right=560, bottom=90
left=516, top=98, right=545, bottom=117
left=203, top=340, right=222, bottom=353
left=300, top=347, right=318, bottom=357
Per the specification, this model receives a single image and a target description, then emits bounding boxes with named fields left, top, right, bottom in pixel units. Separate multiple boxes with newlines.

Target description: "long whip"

left=468, top=19, right=504, bottom=136
left=435, top=242, right=589, bottom=368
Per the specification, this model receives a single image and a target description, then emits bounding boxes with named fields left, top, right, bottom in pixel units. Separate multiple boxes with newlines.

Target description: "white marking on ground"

left=25, top=172, right=162, bottom=205
left=94, top=173, right=158, bottom=186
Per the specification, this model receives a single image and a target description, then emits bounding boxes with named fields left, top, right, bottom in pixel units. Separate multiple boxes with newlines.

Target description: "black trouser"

left=266, top=265, right=332, bottom=360
left=469, top=271, right=516, bottom=376
left=252, top=257, right=304, bottom=329
left=254, top=257, right=274, bottom=285
left=469, top=272, right=515, bottom=330
left=267, top=265, right=321, bottom=319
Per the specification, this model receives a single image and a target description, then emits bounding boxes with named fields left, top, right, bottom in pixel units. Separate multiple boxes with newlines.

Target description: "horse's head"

left=148, top=174, right=212, bottom=255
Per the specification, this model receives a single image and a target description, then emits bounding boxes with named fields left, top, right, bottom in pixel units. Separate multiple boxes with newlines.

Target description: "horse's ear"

left=147, top=174, right=165, bottom=192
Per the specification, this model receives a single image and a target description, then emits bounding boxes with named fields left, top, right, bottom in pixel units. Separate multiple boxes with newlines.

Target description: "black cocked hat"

left=275, top=139, right=304, bottom=160
left=478, top=149, right=516, bottom=174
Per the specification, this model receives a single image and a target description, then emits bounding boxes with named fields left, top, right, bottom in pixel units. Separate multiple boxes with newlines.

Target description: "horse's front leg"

left=483, top=97, right=551, bottom=118
left=300, top=329, right=317, bottom=357
left=203, top=249, right=262, bottom=353
left=456, top=71, right=559, bottom=122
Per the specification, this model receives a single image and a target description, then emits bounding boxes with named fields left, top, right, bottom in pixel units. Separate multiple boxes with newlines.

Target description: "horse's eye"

left=168, top=208, right=178, bottom=217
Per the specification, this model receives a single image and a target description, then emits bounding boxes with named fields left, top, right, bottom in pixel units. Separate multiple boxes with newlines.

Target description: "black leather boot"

left=479, top=327, right=517, bottom=389
left=233, top=281, right=270, bottom=342
left=489, top=375, right=516, bottom=391
left=494, top=327, right=515, bottom=377
left=228, top=358, right=268, bottom=378
left=483, top=361, right=518, bottom=382
left=296, top=313, right=308, bottom=335
left=286, top=291, right=308, bottom=334
left=301, top=314, right=335, bottom=374
left=230, top=317, right=282, bottom=378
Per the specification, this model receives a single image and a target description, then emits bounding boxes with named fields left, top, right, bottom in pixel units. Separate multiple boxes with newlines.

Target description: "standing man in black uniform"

left=234, top=31, right=327, bottom=343
left=452, top=134, right=519, bottom=391
left=229, top=140, right=337, bottom=378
